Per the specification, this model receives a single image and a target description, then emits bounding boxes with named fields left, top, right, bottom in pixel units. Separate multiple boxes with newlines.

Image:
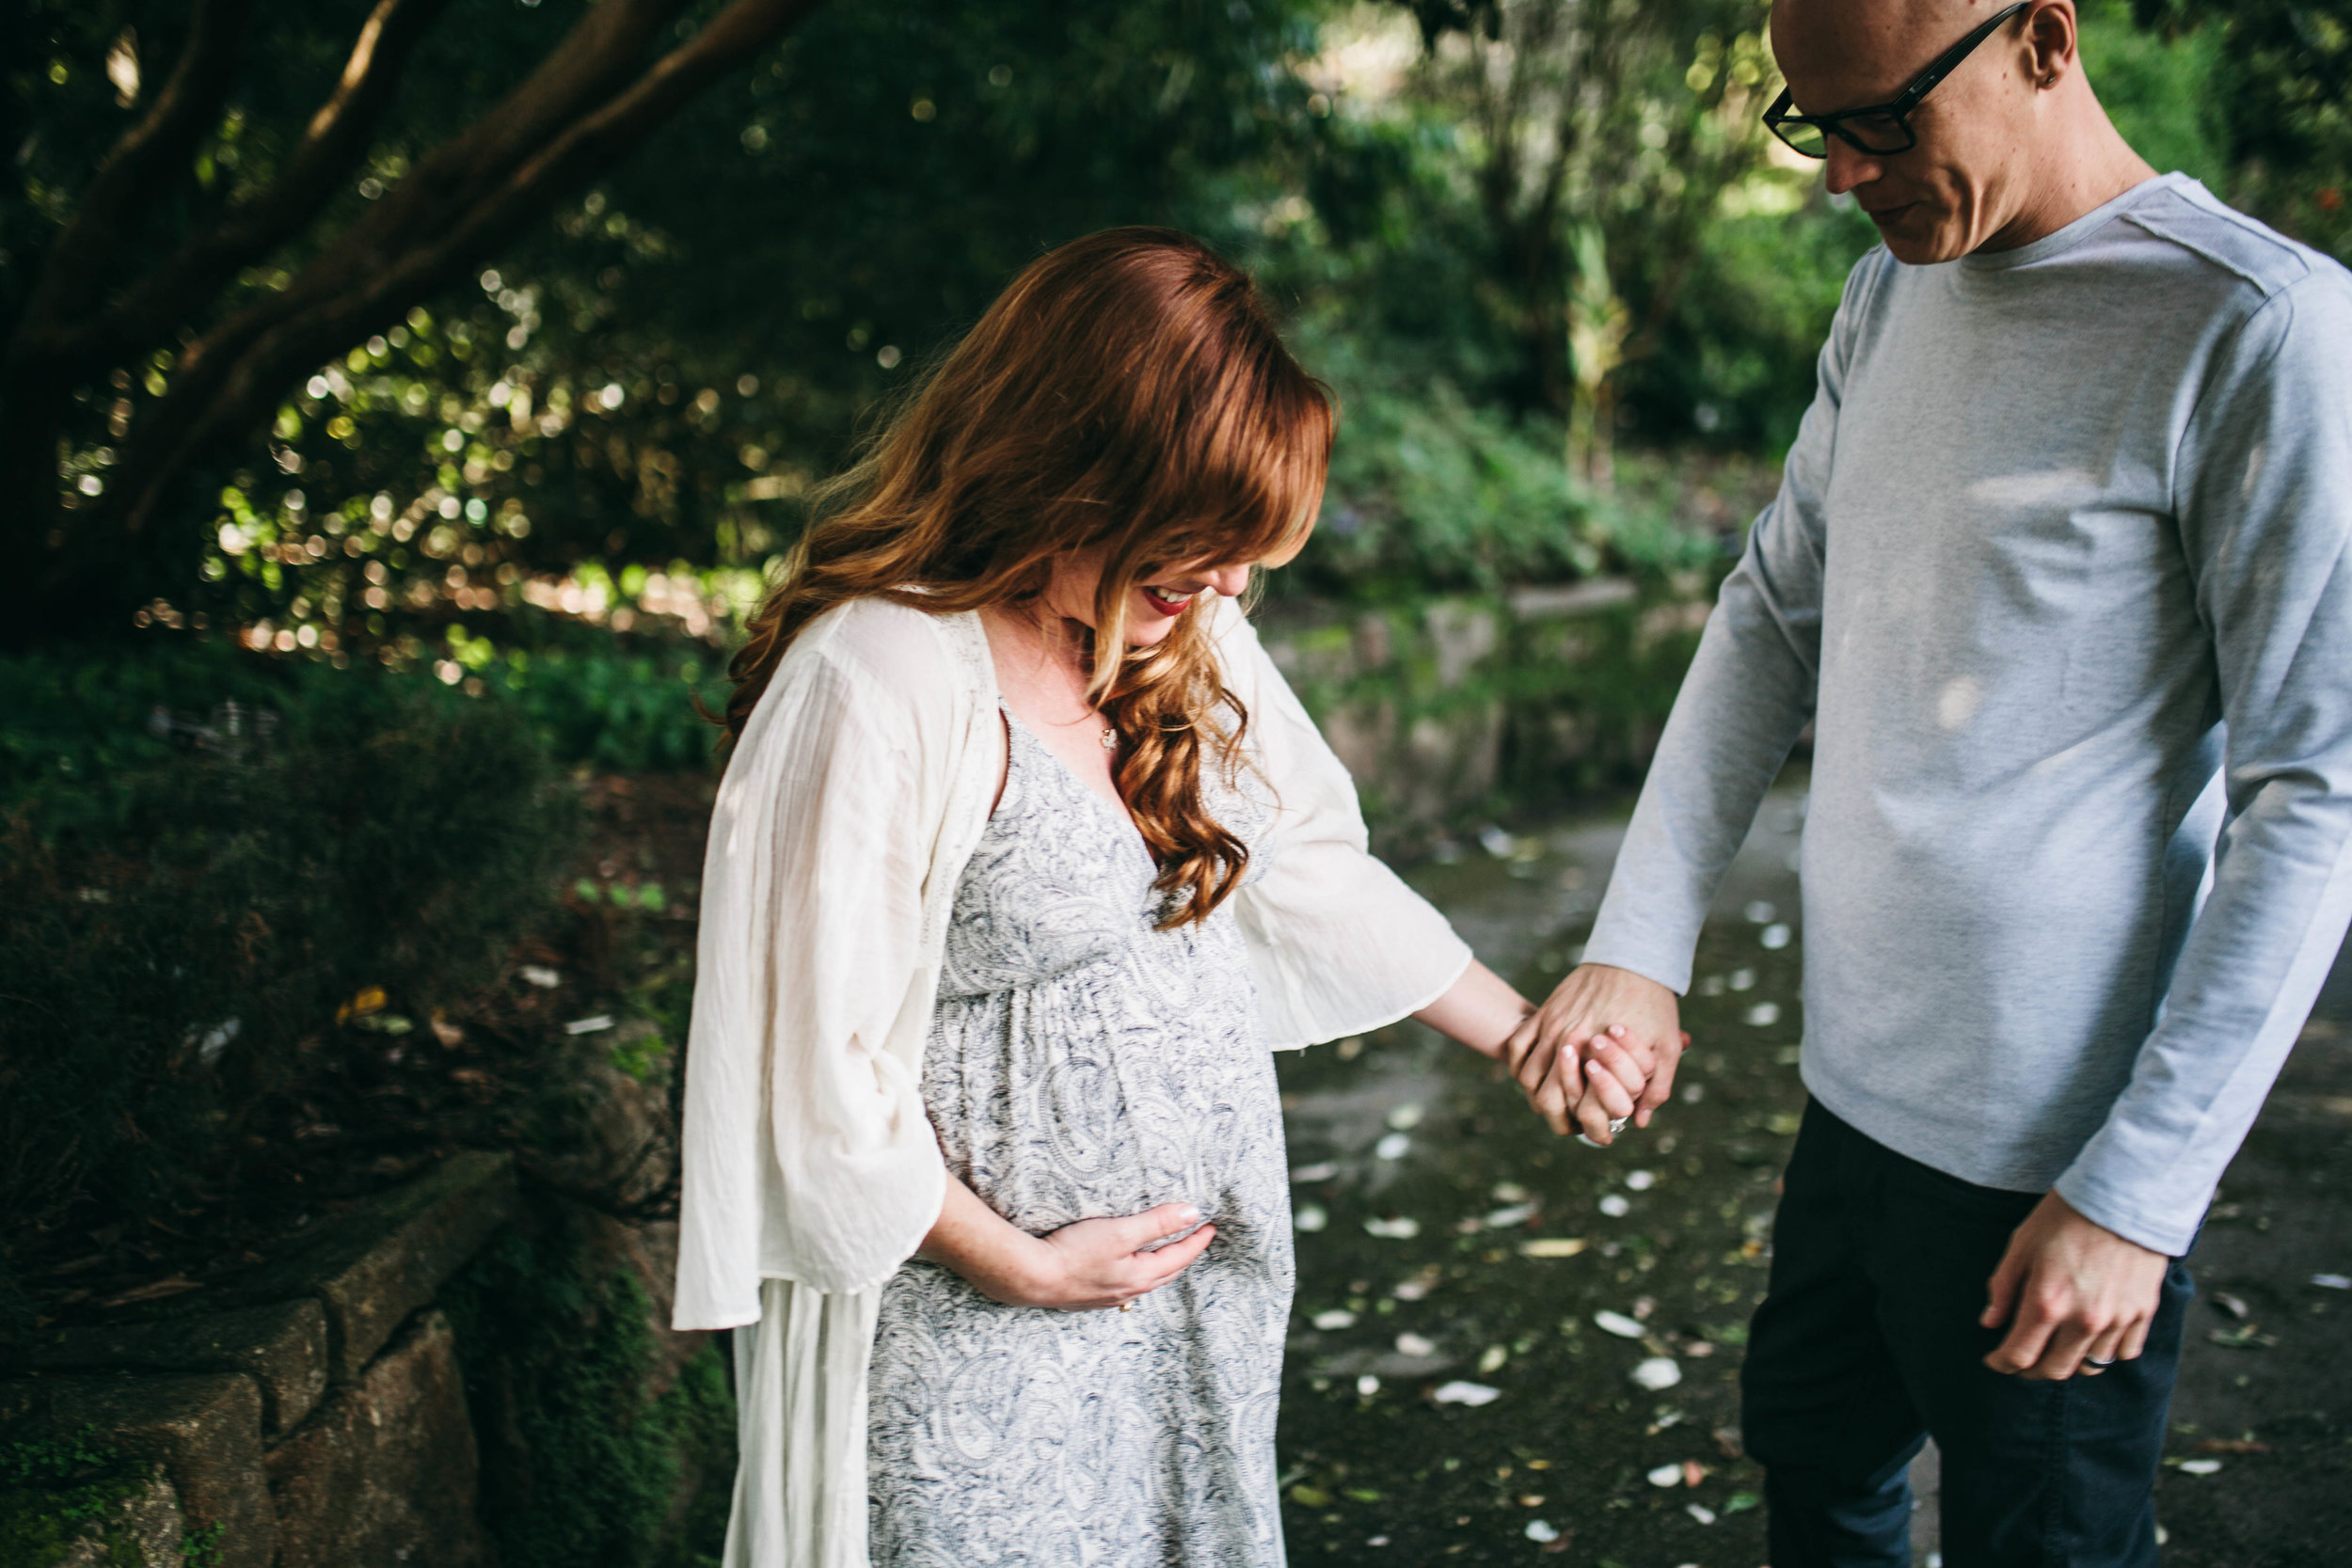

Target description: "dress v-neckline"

left=999, top=705, right=1152, bottom=852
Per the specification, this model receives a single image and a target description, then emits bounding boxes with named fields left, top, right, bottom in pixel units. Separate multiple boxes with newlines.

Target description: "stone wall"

left=5, top=1153, right=528, bottom=1567
left=1256, top=578, right=1714, bottom=854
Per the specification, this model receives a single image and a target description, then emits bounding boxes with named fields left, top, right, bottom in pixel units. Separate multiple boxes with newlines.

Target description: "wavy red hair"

left=722, top=227, right=1333, bottom=926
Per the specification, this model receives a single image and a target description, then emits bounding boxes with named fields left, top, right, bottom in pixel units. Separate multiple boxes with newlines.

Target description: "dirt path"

left=1270, top=774, right=2350, bottom=1567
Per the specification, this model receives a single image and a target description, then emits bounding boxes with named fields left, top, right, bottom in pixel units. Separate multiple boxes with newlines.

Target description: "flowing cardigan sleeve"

left=673, top=608, right=956, bottom=1332
left=1215, top=599, right=1475, bottom=1047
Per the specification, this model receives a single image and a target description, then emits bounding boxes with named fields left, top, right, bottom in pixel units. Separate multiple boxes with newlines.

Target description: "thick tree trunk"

left=0, top=0, right=823, bottom=649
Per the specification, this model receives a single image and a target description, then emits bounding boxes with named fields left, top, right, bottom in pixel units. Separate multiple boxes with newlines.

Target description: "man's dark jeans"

left=1740, top=1101, right=2194, bottom=1568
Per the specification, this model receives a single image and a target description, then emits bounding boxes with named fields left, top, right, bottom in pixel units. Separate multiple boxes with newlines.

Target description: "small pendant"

left=1099, top=725, right=1119, bottom=752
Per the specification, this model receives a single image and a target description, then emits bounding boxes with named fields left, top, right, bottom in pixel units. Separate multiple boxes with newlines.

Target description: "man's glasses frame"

left=1762, top=1, right=2031, bottom=160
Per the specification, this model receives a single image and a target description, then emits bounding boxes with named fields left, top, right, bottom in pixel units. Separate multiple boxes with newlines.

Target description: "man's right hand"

left=1501, top=963, right=1685, bottom=1143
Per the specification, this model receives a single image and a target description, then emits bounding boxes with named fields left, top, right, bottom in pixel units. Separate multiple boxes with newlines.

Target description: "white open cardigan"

left=674, top=594, right=1472, bottom=1566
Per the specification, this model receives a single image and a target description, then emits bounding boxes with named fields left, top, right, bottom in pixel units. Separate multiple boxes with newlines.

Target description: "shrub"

left=0, top=641, right=574, bottom=1318
left=1279, top=373, right=1724, bottom=603
left=440, top=1212, right=734, bottom=1568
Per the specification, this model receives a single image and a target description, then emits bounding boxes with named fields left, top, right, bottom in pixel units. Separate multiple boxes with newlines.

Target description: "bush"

left=1281, top=354, right=1725, bottom=603
left=0, top=641, right=575, bottom=1300
left=440, top=1212, right=735, bottom=1568
left=466, top=638, right=729, bottom=776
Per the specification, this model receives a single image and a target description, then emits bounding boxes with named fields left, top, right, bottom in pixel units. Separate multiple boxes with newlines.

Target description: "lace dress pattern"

left=867, top=709, right=1292, bottom=1567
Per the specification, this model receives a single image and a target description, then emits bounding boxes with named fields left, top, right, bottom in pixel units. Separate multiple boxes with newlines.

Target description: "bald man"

left=1502, top=2, right=2352, bottom=1563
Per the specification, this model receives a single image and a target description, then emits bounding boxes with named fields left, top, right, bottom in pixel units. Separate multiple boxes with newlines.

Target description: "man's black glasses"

left=1763, top=2, right=2029, bottom=159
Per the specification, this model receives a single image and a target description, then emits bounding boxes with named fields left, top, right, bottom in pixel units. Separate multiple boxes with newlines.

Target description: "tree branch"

left=13, top=0, right=258, bottom=345
left=106, top=0, right=823, bottom=542
left=68, top=0, right=458, bottom=372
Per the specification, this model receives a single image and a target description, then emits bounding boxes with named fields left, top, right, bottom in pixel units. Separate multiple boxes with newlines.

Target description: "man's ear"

left=2025, top=0, right=2081, bottom=90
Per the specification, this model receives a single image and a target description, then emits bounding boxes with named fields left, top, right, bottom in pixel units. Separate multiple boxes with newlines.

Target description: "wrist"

left=978, top=1233, right=1062, bottom=1307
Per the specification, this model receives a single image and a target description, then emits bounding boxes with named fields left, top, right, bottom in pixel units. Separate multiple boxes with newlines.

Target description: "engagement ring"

left=2085, top=1355, right=2115, bottom=1368
left=1607, top=1117, right=1629, bottom=1134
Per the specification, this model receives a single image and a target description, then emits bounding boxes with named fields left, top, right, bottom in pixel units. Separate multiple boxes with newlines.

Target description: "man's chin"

left=1873, top=209, right=1966, bottom=266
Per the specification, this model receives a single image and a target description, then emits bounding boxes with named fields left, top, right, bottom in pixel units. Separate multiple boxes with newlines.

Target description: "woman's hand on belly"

left=918, top=1174, right=1216, bottom=1311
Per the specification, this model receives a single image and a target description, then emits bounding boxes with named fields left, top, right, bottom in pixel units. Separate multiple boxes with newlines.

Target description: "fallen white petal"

left=1631, top=1357, right=1683, bottom=1391
left=1432, top=1381, right=1501, bottom=1406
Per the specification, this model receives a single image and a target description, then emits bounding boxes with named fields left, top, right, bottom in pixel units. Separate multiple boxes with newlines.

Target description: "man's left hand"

left=1980, top=1192, right=2169, bottom=1381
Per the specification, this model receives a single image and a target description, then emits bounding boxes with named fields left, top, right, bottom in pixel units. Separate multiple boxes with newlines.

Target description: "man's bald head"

left=1765, top=0, right=2153, bottom=262
left=1772, top=0, right=2009, bottom=110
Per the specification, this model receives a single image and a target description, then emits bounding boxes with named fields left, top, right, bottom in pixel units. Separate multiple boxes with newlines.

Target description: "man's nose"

left=1822, top=139, right=1883, bottom=196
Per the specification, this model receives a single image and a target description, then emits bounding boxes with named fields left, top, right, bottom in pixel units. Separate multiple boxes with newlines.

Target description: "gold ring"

left=1120, top=1300, right=1135, bottom=1312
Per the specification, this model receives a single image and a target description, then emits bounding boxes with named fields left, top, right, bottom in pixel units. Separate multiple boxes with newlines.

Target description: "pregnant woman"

left=673, top=228, right=1645, bottom=1567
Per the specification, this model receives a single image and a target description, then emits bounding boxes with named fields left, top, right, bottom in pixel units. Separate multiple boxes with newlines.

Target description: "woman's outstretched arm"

left=1414, top=958, right=1645, bottom=1141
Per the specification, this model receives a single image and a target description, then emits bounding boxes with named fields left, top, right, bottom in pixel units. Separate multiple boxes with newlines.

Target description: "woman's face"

left=1044, top=531, right=1310, bottom=648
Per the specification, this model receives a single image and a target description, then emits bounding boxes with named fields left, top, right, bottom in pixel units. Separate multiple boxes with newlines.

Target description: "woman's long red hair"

left=722, top=227, right=1333, bottom=927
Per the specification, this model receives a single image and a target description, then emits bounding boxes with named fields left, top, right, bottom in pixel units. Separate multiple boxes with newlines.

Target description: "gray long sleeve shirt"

left=1583, top=175, right=2352, bottom=1255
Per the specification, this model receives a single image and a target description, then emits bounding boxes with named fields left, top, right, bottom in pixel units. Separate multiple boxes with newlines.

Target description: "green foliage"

left=1291, top=368, right=1724, bottom=600
left=0, top=1428, right=199, bottom=1567
left=1628, top=189, right=1879, bottom=451
left=11, top=0, right=1332, bottom=653
left=2080, top=0, right=2229, bottom=184
left=180, top=1520, right=225, bottom=1567
left=441, top=1216, right=735, bottom=1568
left=0, top=641, right=573, bottom=1259
left=2131, top=0, right=2352, bottom=261
left=9, top=0, right=2343, bottom=667
left=470, top=638, right=729, bottom=776
left=1306, top=379, right=1603, bottom=596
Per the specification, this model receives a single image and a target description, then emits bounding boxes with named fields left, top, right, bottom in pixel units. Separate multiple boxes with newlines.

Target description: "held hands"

left=1980, top=1192, right=2169, bottom=1380
left=1502, top=963, right=1687, bottom=1145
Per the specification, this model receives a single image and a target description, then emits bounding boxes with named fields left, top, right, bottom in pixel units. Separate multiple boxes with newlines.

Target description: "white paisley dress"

left=866, top=707, right=1292, bottom=1567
